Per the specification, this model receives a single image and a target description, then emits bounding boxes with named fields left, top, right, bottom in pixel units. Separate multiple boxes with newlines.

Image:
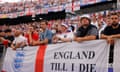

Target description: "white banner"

left=44, top=40, right=109, bottom=72
left=73, top=1, right=80, bottom=11
left=65, top=2, right=73, bottom=12
left=2, top=46, right=39, bottom=72
left=2, top=40, right=109, bottom=72
left=113, top=39, right=120, bottom=72
left=117, top=0, right=120, bottom=9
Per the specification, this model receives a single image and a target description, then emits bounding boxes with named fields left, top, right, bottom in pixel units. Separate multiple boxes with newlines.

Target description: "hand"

left=107, top=36, right=114, bottom=45
left=32, top=41, right=39, bottom=46
left=7, top=40, right=11, bottom=43
left=32, top=41, right=36, bottom=46
left=74, top=37, right=82, bottom=42
left=60, top=38, right=72, bottom=42
left=27, top=31, right=32, bottom=34
left=52, top=40, right=57, bottom=44
left=12, top=46, right=16, bottom=50
left=15, top=42, right=23, bottom=48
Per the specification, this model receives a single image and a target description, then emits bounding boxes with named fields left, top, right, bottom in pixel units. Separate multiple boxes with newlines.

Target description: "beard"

left=112, top=23, right=118, bottom=27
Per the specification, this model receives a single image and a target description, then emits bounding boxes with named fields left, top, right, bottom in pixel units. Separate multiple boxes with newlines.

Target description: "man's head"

left=105, top=14, right=112, bottom=26
left=14, top=29, right=21, bottom=37
left=40, top=20, right=48, bottom=30
left=60, top=23, right=68, bottom=32
left=28, top=26, right=34, bottom=32
left=0, top=30, right=5, bottom=37
left=80, top=15, right=91, bottom=27
left=110, top=12, right=119, bottom=27
left=4, top=29, right=12, bottom=36
left=0, top=30, right=3, bottom=37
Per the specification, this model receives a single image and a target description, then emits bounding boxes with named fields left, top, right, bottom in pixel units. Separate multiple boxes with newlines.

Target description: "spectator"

left=0, top=30, right=6, bottom=44
left=52, top=23, right=74, bottom=43
left=91, top=14, right=99, bottom=29
left=32, top=20, right=53, bottom=45
left=101, top=12, right=120, bottom=44
left=4, top=29, right=14, bottom=47
left=74, top=15, right=98, bottom=42
left=99, top=14, right=112, bottom=38
left=11, top=29, right=28, bottom=50
left=0, top=30, right=5, bottom=38
left=24, top=26, right=39, bottom=46
left=100, top=12, right=120, bottom=64
left=0, top=37, right=4, bottom=43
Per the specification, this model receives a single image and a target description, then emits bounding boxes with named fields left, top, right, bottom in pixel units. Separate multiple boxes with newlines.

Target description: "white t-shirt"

left=91, top=21, right=99, bottom=29
left=13, top=35, right=28, bottom=45
left=56, top=32, right=74, bottom=40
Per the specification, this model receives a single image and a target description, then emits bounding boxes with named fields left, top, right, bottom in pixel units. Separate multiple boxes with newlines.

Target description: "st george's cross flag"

left=2, top=40, right=109, bottom=72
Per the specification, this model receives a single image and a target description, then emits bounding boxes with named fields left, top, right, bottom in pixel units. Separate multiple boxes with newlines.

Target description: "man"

left=33, top=20, right=53, bottom=45
left=101, top=13, right=120, bottom=44
left=24, top=26, right=39, bottom=45
left=0, top=30, right=4, bottom=43
left=101, top=12, right=120, bottom=63
left=0, top=30, right=9, bottom=47
left=74, top=15, right=98, bottom=42
left=99, top=14, right=112, bottom=38
left=4, top=29, right=14, bottom=47
left=11, top=29, right=28, bottom=50
left=52, top=23, right=74, bottom=43
left=0, top=30, right=5, bottom=38
left=91, top=14, right=99, bottom=29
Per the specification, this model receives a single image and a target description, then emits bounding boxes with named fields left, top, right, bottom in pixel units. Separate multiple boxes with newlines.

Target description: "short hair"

left=0, top=30, right=4, bottom=33
left=40, top=20, right=48, bottom=25
left=4, top=29, right=12, bottom=33
left=110, top=12, right=119, bottom=17
left=106, top=14, right=110, bottom=17
left=0, top=30, right=2, bottom=32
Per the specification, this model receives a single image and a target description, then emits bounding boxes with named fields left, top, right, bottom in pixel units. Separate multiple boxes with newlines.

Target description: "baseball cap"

left=80, top=14, right=90, bottom=18
left=61, top=23, right=68, bottom=28
left=80, top=14, right=91, bottom=22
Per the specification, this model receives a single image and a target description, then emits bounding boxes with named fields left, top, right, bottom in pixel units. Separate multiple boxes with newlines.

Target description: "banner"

left=80, top=0, right=96, bottom=6
left=58, top=5, right=65, bottom=11
left=80, top=0, right=107, bottom=6
left=35, top=9, right=41, bottom=15
left=17, top=11, right=25, bottom=17
left=8, top=13, right=18, bottom=18
left=117, top=0, right=120, bottom=9
left=113, top=39, right=120, bottom=72
left=0, top=0, right=110, bottom=19
left=2, top=40, right=109, bottom=72
left=73, top=1, right=80, bottom=11
left=0, top=14, right=3, bottom=18
left=48, top=5, right=59, bottom=12
left=40, top=8, right=48, bottom=14
left=65, top=2, right=73, bottom=12
left=0, top=14, right=8, bottom=19
left=25, top=8, right=33, bottom=16
left=2, top=46, right=39, bottom=72
left=44, top=40, right=109, bottom=72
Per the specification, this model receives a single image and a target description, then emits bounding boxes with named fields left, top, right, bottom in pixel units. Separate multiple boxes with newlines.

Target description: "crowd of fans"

left=0, top=10, right=120, bottom=51
left=0, top=0, right=80, bottom=14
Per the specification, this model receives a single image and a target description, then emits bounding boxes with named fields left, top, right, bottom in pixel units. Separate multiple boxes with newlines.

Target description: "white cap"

left=80, top=14, right=90, bottom=19
left=61, top=23, right=68, bottom=28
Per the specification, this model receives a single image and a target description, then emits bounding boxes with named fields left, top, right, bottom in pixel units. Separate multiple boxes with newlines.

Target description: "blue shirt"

left=39, top=29, right=53, bottom=44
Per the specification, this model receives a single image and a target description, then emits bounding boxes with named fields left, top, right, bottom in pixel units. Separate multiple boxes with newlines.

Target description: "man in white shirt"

left=52, top=23, right=74, bottom=43
left=11, top=29, right=28, bottom=50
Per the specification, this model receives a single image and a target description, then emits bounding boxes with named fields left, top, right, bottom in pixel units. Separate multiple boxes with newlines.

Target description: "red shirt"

left=24, top=32, right=39, bottom=44
left=32, top=32, right=39, bottom=41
